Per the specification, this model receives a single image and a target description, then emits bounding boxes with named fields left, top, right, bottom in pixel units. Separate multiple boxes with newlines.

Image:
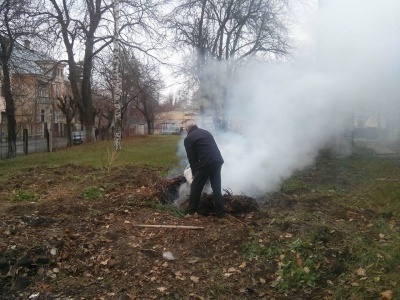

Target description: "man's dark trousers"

left=187, top=162, right=224, bottom=217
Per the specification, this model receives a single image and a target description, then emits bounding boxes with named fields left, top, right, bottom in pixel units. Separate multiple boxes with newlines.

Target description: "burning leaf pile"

left=196, top=189, right=258, bottom=216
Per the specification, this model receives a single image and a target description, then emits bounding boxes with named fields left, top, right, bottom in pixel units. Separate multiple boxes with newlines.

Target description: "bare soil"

left=0, top=156, right=398, bottom=299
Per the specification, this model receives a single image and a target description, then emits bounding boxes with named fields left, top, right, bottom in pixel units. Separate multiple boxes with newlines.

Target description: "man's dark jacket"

left=184, top=126, right=224, bottom=174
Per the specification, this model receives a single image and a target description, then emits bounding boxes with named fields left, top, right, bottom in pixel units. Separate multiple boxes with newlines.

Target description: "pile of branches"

left=155, top=175, right=187, bottom=203
left=196, top=189, right=258, bottom=216
left=156, top=176, right=258, bottom=216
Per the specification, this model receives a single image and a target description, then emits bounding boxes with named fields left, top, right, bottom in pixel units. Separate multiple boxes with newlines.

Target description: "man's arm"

left=184, top=139, right=198, bottom=174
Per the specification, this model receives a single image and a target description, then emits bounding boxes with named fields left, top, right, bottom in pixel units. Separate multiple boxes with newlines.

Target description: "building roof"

left=10, top=42, right=56, bottom=76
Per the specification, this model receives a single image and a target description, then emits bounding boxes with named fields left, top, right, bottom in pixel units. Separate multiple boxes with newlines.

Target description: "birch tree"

left=38, top=0, right=163, bottom=143
left=95, top=47, right=163, bottom=137
left=112, top=0, right=122, bottom=150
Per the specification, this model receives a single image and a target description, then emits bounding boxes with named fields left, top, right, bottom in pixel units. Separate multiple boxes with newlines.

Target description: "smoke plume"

left=179, top=0, right=400, bottom=197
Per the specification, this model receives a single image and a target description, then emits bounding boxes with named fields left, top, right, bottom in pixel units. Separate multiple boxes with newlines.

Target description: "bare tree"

left=0, top=0, right=35, bottom=158
left=57, top=95, right=77, bottom=146
left=119, top=52, right=163, bottom=135
left=37, top=0, right=164, bottom=143
left=95, top=48, right=163, bottom=136
left=36, top=0, right=113, bottom=142
left=166, top=0, right=291, bottom=126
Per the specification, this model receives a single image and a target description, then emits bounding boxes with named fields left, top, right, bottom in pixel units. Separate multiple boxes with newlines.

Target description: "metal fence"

left=0, top=122, right=150, bottom=159
left=0, top=135, right=68, bottom=159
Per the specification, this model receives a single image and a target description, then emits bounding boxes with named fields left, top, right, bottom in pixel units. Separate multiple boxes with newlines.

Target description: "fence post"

left=49, top=127, right=53, bottom=152
left=23, top=129, right=28, bottom=155
left=45, top=128, right=50, bottom=152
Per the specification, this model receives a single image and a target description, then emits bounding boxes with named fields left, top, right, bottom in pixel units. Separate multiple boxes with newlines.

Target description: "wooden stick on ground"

left=132, top=224, right=204, bottom=230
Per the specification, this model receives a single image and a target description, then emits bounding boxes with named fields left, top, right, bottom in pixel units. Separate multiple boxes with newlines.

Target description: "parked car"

left=72, top=131, right=84, bottom=145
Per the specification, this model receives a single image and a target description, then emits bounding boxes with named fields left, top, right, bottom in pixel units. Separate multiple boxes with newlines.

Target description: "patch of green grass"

left=277, top=257, right=320, bottom=289
left=276, top=239, right=325, bottom=290
left=0, top=135, right=181, bottom=186
left=349, top=180, right=400, bottom=215
left=0, top=135, right=180, bottom=169
left=242, top=241, right=281, bottom=261
left=280, top=176, right=310, bottom=193
left=81, top=186, right=105, bottom=200
left=12, top=189, right=40, bottom=202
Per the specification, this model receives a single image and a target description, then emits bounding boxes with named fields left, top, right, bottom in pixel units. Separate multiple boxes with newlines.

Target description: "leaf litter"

left=0, top=153, right=399, bottom=299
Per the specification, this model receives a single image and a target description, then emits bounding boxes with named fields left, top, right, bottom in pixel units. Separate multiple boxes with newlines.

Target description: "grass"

left=11, top=189, right=40, bottom=202
left=1, top=137, right=399, bottom=299
left=0, top=135, right=181, bottom=175
left=243, top=143, right=400, bottom=299
left=81, top=186, right=105, bottom=201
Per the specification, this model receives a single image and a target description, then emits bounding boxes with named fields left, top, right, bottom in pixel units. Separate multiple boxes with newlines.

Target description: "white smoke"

left=178, top=0, right=400, bottom=197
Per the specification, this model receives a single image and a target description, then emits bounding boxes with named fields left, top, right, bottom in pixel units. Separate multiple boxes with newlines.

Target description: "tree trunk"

left=82, top=40, right=95, bottom=142
left=1, top=60, right=17, bottom=158
left=146, top=119, right=153, bottom=135
left=112, top=0, right=122, bottom=150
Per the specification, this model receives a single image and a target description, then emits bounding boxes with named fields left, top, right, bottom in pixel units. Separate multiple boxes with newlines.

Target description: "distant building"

left=0, top=40, right=69, bottom=137
left=154, top=110, right=215, bottom=134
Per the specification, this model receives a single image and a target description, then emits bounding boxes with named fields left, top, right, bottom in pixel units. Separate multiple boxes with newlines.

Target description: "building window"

left=40, top=109, right=45, bottom=123
left=39, top=85, right=48, bottom=97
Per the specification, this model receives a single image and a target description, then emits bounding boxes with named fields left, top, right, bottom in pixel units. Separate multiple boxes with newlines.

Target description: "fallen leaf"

left=157, top=287, right=167, bottom=292
left=227, top=267, right=237, bottom=273
left=296, top=257, right=303, bottom=267
left=260, top=278, right=266, bottom=284
left=100, top=259, right=109, bottom=266
left=190, top=276, right=199, bottom=283
left=187, top=257, right=200, bottom=264
left=355, top=268, right=366, bottom=276
left=239, top=262, right=246, bottom=268
left=381, top=290, right=393, bottom=300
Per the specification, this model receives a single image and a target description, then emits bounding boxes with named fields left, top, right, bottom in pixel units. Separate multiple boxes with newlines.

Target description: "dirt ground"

left=0, top=156, right=398, bottom=299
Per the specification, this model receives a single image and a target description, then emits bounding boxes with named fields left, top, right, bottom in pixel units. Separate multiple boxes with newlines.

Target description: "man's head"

left=184, top=120, right=197, bottom=132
